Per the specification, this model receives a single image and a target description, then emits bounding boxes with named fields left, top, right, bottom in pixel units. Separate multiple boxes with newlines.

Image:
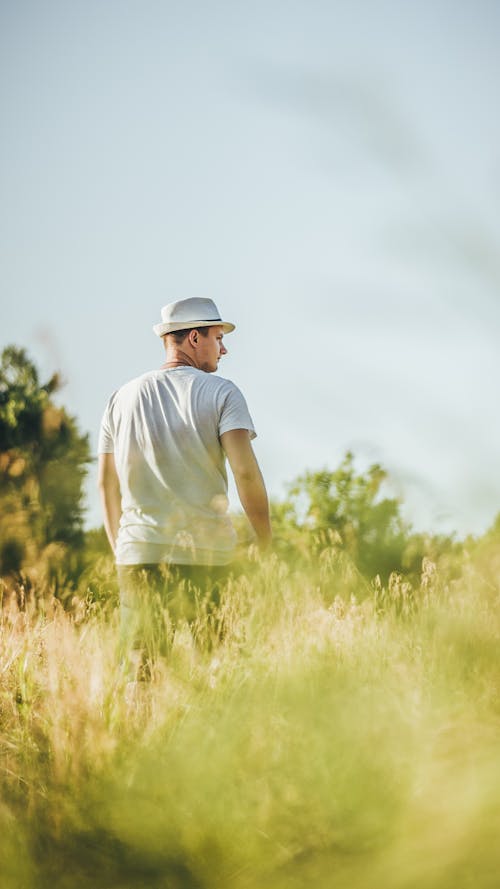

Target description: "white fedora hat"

left=153, top=297, right=235, bottom=337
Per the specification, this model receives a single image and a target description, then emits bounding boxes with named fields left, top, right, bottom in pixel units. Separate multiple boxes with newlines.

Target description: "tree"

left=272, top=452, right=413, bottom=580
left=0, top=346, right=91, bottom=575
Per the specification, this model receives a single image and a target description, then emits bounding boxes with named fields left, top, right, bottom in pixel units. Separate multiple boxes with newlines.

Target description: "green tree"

left=273, top=452, right=413, bottom=580
left=0, top=346, right=91, bottom=574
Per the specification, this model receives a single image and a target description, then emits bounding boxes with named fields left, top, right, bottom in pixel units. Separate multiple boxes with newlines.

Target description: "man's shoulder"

left=203, top=371, right=242, bottom=392
left=103, top=369, right=159, bottom=409
left=117, top=368, right=161, bottom=393
left=196, top=372, right=249, bottom=405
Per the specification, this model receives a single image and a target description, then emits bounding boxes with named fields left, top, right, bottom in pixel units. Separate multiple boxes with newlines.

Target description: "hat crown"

left=161, top=297, right=221, bottom=325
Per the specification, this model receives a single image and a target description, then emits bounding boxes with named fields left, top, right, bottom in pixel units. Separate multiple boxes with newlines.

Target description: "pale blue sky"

left=1, top=0, right=499, bottom=534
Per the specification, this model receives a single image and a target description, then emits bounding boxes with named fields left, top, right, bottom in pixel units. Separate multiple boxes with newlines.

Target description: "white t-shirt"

left=98, top=366, right=256, bottom=566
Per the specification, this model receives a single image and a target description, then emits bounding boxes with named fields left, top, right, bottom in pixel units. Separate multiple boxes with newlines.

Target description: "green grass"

left=1, top=542, right=500, bottom=888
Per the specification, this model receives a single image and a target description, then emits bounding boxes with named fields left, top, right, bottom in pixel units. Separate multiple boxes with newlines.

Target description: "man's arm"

left=97, top=453, right=121, bottom=554
left=220, top=429, right=272, bottom=549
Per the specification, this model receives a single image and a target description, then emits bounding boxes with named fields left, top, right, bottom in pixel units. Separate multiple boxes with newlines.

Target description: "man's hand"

left=220, top=429, right=272, bottom=549
left=98, top=453, right=122, bottom=554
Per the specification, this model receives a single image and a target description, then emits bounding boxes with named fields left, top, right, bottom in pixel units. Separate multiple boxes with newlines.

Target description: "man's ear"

left=188, top=330, right=198, bottom=347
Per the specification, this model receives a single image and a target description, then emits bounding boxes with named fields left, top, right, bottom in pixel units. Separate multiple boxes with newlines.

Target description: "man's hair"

left=165, top=327, right=210, bottom=346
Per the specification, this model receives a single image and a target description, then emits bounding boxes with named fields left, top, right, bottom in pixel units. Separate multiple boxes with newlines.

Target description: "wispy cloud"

left=245, top=62, right=429, bottom=174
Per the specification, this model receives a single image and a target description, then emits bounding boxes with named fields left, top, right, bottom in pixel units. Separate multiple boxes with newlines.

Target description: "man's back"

left=99, top=365, right=255, bottom=566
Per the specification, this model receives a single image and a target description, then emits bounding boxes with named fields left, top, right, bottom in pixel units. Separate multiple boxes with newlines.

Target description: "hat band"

left=169, top=317, right=222, bottom=324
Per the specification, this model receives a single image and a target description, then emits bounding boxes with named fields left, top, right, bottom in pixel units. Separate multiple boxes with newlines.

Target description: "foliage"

left=0, top=346, right=91, bottom=576
left=271, top=451, right=453, bottom=581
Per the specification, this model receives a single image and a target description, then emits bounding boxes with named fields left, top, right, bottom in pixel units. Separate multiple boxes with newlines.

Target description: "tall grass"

left=1, top=540, right=500, bottom=888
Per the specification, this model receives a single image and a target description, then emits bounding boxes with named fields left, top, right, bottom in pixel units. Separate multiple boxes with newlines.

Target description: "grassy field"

left=1, top=539, right=500, bottom=888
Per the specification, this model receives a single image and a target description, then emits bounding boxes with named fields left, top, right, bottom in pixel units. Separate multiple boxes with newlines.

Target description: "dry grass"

left=1, top=543, right=500, bottom=888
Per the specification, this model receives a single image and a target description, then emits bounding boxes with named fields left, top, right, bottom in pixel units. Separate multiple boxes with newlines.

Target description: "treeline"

left=0, top=346, right=498, bottom=597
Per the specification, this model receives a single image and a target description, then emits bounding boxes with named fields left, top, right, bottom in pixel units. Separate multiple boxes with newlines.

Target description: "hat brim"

left=153, top=319, right=235, bottom=337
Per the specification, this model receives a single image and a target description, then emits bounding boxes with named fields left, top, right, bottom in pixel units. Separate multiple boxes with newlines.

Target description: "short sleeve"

left=97, top=400, right=115, bottom=454
left=218, top=383, right=257, bottom=440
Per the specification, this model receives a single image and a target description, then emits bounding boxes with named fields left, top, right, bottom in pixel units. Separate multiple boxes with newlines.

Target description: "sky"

left=1, top=0, right=499, bottom=535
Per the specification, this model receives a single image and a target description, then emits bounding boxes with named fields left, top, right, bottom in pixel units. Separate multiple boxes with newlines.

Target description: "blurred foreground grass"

left=1, top=541, right=500, bottom=888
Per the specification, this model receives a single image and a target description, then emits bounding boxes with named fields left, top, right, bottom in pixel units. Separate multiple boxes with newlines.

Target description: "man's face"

left=196, top=325, right=227, bottom=373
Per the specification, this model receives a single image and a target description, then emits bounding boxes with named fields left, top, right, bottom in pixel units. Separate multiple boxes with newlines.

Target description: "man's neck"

left=162, top=347, right=198, bottom=370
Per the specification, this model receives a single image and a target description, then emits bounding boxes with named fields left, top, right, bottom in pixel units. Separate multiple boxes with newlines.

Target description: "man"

left=98, top=297, right=271, bottom=660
